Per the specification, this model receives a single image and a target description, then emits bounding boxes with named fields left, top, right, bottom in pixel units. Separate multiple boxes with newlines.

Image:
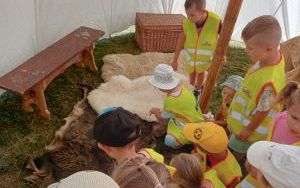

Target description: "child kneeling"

left=149, top=64, right=204, bottom=149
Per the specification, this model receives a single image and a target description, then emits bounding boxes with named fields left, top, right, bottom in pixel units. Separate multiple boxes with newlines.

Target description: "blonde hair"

left=170, top=153, right=203, bottom=188
left=111, top=157, right=173, bottom=188
left=184, top=0, right=206, bottom=10
left=278, top=81, right=300, bottom=108
left=242, top=15, right=281, bottom=46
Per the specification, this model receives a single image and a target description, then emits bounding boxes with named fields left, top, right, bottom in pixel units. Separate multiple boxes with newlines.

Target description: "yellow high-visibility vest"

left=207, top=150, right=242, bottom=186
left=142, top=148, right=176, bottom=176
left=164, top=85, right=203, bottom=145
left=182, top=11, right=221, bottom=73
left=227, top=57, right=286, bottom=143
left=204, top=169, right=226, bottom=188
left=235, top=175, right=259, bottom=188
left=197, top=148, right=242, bottom=186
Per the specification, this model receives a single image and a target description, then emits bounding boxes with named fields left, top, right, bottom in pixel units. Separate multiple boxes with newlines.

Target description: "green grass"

left=0, top=33, right=250, bottom=187
left=209, top=47, right=251, bottom=113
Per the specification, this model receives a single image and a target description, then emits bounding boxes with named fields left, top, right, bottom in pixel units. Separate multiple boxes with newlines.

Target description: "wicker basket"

left=135, top=13, right=185, bottom=52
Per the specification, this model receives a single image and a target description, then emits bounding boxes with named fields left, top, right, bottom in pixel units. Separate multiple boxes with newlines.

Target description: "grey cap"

left=221, top=75, right=244, bottom=91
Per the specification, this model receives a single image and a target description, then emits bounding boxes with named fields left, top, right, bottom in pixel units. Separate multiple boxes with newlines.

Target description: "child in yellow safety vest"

left=170, top=153, right=226, bottom=188
left=205, top=75, right=244, bottom=135
left=149, top=64, right=204, bottom=149
left=244, top=141, right=300, bottom=188
left=172, top=0, right=221, bottom=98
left=236, top=81, right=300, bottom=188
left=227, top=16, right=286, bottom=161
left=93, top=107, right=177, bottom=187
left=183, top=122, right=242, bottom=188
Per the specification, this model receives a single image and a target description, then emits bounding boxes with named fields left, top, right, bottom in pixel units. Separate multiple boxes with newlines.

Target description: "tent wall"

left=0, top=0, right=37, bottom=94
left=1, top=0, right=300, bottom=94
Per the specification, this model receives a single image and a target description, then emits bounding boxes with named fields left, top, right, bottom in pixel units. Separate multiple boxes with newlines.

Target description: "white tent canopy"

left=0, top=0, right=299, bottom=91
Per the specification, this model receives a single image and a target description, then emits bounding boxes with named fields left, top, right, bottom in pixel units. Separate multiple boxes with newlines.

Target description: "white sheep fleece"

left=87, top=74, right=189, bottom=122
left=101, top=52, right=188, bottom=82
left=88, top=52, right=191, bottom=121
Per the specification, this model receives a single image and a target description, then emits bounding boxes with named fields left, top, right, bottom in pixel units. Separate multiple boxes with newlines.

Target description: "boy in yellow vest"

left=93, top=107, right=176, bottom=174
left=236, top=82, right=300, bottom=188
left=93, top=107, right=145, bottom=163
left=148, top=64, right=204, bottom=149
left=183, top=122, right=242, bottom=188
left=172, top=0, right=221, bottom=98
left=206, top=75, right=244, bottom=135
left=227, top=15, right=286, bottom=161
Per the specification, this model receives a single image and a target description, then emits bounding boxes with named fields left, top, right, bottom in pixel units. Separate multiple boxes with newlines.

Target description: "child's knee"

left=165, top=135, right=181, bottom=149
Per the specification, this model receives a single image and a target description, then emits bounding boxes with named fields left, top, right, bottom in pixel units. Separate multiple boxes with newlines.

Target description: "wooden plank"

left=0, top=26, right=104, bottom=94
left=200, top=0, right=243, bottom=112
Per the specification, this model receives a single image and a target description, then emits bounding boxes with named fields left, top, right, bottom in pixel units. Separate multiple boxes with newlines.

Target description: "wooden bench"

left=0, top=26, right=104, bottom=120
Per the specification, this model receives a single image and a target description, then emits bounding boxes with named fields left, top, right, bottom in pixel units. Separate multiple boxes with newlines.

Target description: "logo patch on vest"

left=194, top=128, right=202, bottom=140
left=242, top=87, right=252, bottom=98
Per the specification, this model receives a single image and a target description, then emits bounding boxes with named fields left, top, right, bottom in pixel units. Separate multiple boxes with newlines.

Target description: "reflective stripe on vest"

left=182, top=49, right=211, bottom=67
left=227, top=57, right=286, bottom=143
left=182, top=11, right=221, bottom=73
left=185, top=48, right=214, bottom=56
left=207, top=150, right=242, bottom=186
left=164, top=85, right=203, bottom=145
left=204, top=169, right=226, bottom=188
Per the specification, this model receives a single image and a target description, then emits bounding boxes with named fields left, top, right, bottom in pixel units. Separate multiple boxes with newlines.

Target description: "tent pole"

left=200, top=0, right=243, bottom=112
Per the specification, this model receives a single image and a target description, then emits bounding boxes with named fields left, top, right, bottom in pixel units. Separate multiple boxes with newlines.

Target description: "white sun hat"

left=247, top=141, right=300, bottom=188
left=148, top=64, right=180, bottom=90
left=47, top=171, right=120, bottom=188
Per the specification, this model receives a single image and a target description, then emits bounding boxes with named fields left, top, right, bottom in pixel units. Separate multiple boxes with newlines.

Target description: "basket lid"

left=136, top=13, right=185, bottom=27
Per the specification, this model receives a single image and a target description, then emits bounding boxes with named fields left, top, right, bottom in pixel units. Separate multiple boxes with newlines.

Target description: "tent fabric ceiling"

left=0, top=0, right=299, bottom=93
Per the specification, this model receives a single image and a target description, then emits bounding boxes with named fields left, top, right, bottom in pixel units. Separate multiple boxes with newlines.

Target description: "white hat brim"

left=247, top=141, right=279, bottom=170
left=148, top=75, right=180, bottom=90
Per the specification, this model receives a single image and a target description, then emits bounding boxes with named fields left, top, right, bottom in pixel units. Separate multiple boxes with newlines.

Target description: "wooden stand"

left=200, top=0, right=244, bottom=112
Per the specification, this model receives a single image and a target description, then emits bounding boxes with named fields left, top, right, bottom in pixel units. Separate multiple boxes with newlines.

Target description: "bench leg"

left=75, top=53, right=85, bottom=68
left=75, top=62, right=85, bottom=68
left=33, top=84, right=51, bottom=120
left=22, top=91, right=34, bottom=112
left=83, top=43, right=98, bottom=72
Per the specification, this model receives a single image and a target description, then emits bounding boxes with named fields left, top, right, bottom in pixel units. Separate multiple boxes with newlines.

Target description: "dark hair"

left=184, top=0, right=206, bottom=10
left=278, top=81, right=300, bottom=107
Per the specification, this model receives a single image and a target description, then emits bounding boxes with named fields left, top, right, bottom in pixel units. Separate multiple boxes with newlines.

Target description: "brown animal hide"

left=23, top=87, right=160, bottom=187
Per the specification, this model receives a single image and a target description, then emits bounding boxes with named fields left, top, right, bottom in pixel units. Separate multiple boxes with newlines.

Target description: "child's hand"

left=171, top=62, right=178, bottom=71
left=203, top=112, right=214, bottom=120
left=238, top=127, right=253, bottom=141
